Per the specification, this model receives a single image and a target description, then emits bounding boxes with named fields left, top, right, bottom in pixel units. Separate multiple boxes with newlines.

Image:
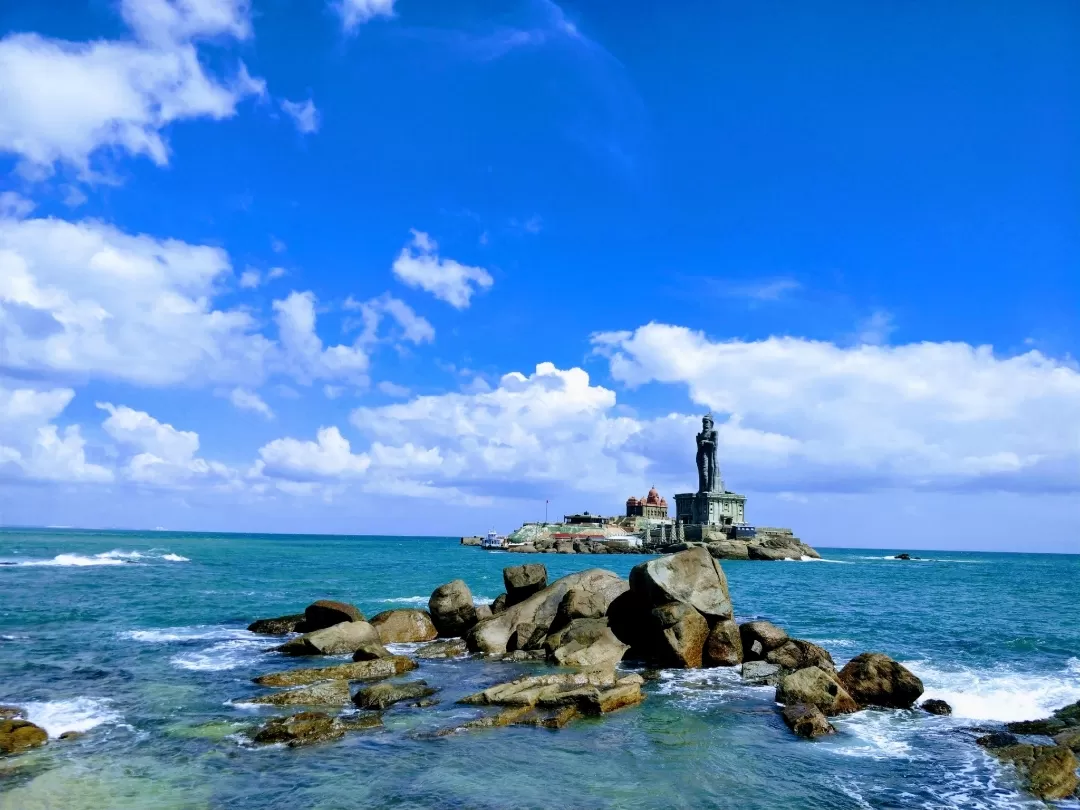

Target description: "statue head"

left=702, top=413, right=713, bottom=430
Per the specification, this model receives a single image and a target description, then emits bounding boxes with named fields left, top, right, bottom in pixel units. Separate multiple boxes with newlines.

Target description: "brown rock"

left=369, top=609, right=438, bottom=643
left=251, top=711, right=381, bottom=747
left=0, top=719, right=47, bottom=754
left=766, top=639, right=835, bottom=674
left=1053, top=727, right=1080, bottom=751
left=629, top=547, right=733, bottom=621
left=459, top=670, right=619, bottom=707
left=490, top=593, right=508, bottom=614
left=775, top=666, right=858, bottom=716
left=254, top=655, right=418, bottom=687
left=243, top=680, right=352, bottom=707
left=545, top=618, right=629, bottom=669
left=703, top=619, right=743, bottom=667
left=428, top=580, right=479, bottom=638
left=247, top=613, right=306, bottom=635
left=415, top=639, right=468, bottom=659
left=991, top=743, right=1080, bottom=801
left=353, top=680, right=437, bottom=710
left=838, top=652, right=924, bottom=709
left=303, top=600, right=364, bottom=632
left=552, top=587, right=610, bottom=631
left=651, top=602, right=709, bottom=669
left=0, top=706, right=25, bottom=721
left=781, top=703, right=837, bottom=738
left=921, top=699, right=952, bottom=716
left=503, top=563, right=547, bottom=605
left=276, top=620, right=383, bottom=657
left=739, top=621, right=789, bottom=661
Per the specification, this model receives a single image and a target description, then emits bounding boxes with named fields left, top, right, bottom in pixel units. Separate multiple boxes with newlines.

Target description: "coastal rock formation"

left=837, top=653, right=924, bottom=709
left=781, top=703, right=836, bottom=738
left=739, top=621, right=789, bottom=661
left=553, top=587, right=610, bottom=631
left=254, top=655, right=418, bottom=687
left=243, top=680, right=352, bottom=707
left=503, top=564, right=547, bottom=605
left=490, top=594, right=508, bottom=614
left=1054, top=727, right=1080, bottom=752
left=353, top=680, right=437, bottom=710
left=766, top=640, right=835, bottom=674
left=1006, top=698, right=1080, bottom=736
left=304, top=600, right=365, bottom=632
left=775, top=666, right=858, bottom=716
left=0, top=719, right=48, bottom=755
left=415, top=639, right=468, bottom=659
left=458, top=670, right=644, bottom=720
left=251, top=711, right=382, bottom=748
left=0, top=706, right=25, bottom=720
left=369, top=609, right=438, bottom=643
left=706, top=540, right=749, bottom=560
left=921, top=699, right=952, bottom=716
left=741, top=661, right=782, bottom=686
left=984, top=742, right=1079, bottom=801
left=247, top=613, right=306, bottom=635
left=276, top=620, right=384, bottom=657
left=748, top=546, right=798, bottom=561
left=629, top=547, right=733, bottom=622
left=650, top=602, right=709, bottom=668
left=507, top=623, right=547, bottom=652
left=428, top=580, right=478, bottom=638
left=545, top=618, right=629, bottom=669
left=703, top=619, right=743, bottom=667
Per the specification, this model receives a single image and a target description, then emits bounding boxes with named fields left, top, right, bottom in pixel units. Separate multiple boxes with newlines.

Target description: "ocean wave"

left=5, top=549, right=190, bottom=567
left=22, top=696, right=123, bottom=738
left=121, top=626, right=257, bottom=644
left=379, top=595, right=494, bottom=607
left=906, top=658, right=1080, bottom=722
left=654, top=665, right=770, bottom=709
left=829, top=710, right=917, bottom=760
left=780, top=556, right=852, bottom=564
left=171, top=639, right=277, bottom=672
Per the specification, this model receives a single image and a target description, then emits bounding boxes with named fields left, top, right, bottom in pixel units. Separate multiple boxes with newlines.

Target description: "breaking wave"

left=22, top=697, right=123, bottom=738
left=3, top=549, right=190, bottom=567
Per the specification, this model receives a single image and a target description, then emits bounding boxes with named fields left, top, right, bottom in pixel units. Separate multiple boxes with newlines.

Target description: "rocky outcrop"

left=507, top=623, right=547, bottom=652
left=428, top=580, right=479, bottom=638
left=503, top=564, right=547, bottom=605
left=247, top=613, right=306, bottom=635
left=369, top=609, right=437, bottom=643
left=552, top=587, right=611, bottom=631
left=303, top=600, right=365, bottom=632
left=650, top=602, right=709, bottom=668
left=775, top=666, right=858, bottom=716
left=276, top=620, right=384, bottom=657
left=782, top=703, right=836, bottom=738
left=254, top=655, right=417, bottom=687
left=922, top=699, right=952, bottom=716
left=1006, top=698, right=1080, bottom=736
left=353, top=680, right=437, bottom=710
left=739, top=621, right=789, bottom=660
left=415, top=639, right=468, bottom=659
left=837, top=653, right=924, bottom=709
left=545, top=618, right=629, bottom=669
left=748, top=546, right=798, bottom=561
left=629, top=547, right=732, bottom=622
left=0, top=706, right=24, bottom=720
left=984, top=742, right=1080, bottom=801
left=766, top=640, right=835, bottom=674
left=459, top=670, right=644, bottom=720
left=703, top=619, right=742, bottom=667
left=251, top=711, right=382, bottom=747
left=243, top=680, right=352, bottom=707
left=741, top=661, right=782, bottom=686
left=1054, top=727, right=1080, bottom=752
left=0, top=719, right=47, bottom=754
left=490, top=594, right=508, bottom=614
left=706, top=540, right=749, bottom=560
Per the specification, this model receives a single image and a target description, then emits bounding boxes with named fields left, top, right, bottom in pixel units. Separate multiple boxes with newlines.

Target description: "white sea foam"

left=171, top=639, right=276, bottom=672
left=379, top=596, right=429, bottom=605
left=906, top=657, right=1080, bottom=723
left=121, top=626, right=257, bottom=644
left=161, top=553, right=190, bottom=562
left=22, top=697, right=123, bottom=738
left=9, top=549, right=190, bottom=567
left=830, top=710, right=917, bottom=760
left=780, top=555, right=852, bottom=564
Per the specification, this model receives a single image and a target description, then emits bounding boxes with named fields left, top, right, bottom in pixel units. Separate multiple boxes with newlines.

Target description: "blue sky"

left=0, top=0, right=1077, bottom=552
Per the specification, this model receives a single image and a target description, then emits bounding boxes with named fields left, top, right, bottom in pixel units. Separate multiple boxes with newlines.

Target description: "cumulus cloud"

left=0, top=0, right=263, bottom=178
left=338, top=0, right=396, bottom=31
left=255, top=426, right=370, bottom=481
left=392, top=230, right=493, bottom=309
left=273, top=291, right=371, bottom=386
left=345, top=293, right=435, bottom=345
left=377, top=380, right=410, bottom=397
left=0, top=192, right=34, bottom=218
left=228, top=387, right=274, bottom=419
left=281, top=98, right=320, bottom=134
left=238, top=268, right=261, bottom=289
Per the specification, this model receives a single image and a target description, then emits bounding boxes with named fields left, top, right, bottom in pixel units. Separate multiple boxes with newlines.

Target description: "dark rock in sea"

left=353, top=680, right=438, bottom=710
left=1053, top=727, right=1080, bottom=751
left=251, top=711, right=382, bottom=748
left=504, top=563, right=548, bottom=606
left=303, top=600, right=364, bottom=632
left=775, top=666, right=858, bottom=716
left=276, top=620, right=384, bottom=657
left=989, top=743, right=1080, bottom=801
left=428, top=580, right=479, bottom=638
left=650, top=602, right=709, bottom=669
left=414, top=639, right=468, bottom=659
left=544, top=617, right=629, bottom=668
left=766, top=639, right=835, bottom=674
left=895, top=553, right=912, bottom=561
left=629, top=547, right=733, bottom=622
left=1055, top=699, right=1080, bottom=726
left=58, top=730, right=84, bottom=741
left=747, top=546, right=798, bottom=561
left=640, top=669, right=663, bottom=683
left=243, top=680, right=352, bottom=707
left=782, top=703, right=836, bottom=738
left=1007, top=718, right=1067, bottom=735
left=411, top=699, right=440, bottom=708
left=254, top=655, right=418, bottom=687
left=0, top=719, right=48, bottom=754
left=247, top=613, right=306, bottom=635
left=499, top=649, right=547, bottom=662
left=0, top=706, right=25, bottom=721
left=921, top=699, right=952, bottom=716
left=741, top=661, right=782, bottom=686
left=838, top=653, right=924, bottom=709
left=369, top=609, right=437, bottom=644
left=703, top=619, right=742, bottom=667
left=739, top=620, right=789, bottom=661
left=490, top=593, right=508, bottom=614
left=976, top=731, right=1019, bottom=749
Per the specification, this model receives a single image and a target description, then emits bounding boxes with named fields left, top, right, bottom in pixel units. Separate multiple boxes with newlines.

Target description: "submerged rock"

left=353, top=680, right=437, bottom=710
left=369, top=609, right=437, bottom=644
left=303, top=600, right=364, bottom=632
left=741, top=661, right=782, bottom=686
left=276, top=620, right=383, bottom=657
left=254, top=655, right=418, bottom=687
left=414, top=639, right=468, bottom=659
left=251, top=711, right=382, bottom=747
left=781, top=703, right=836, bottom=739
left=0, top=719, right=47, bottom=754
left=989, top=743, right=1080, bottom=801
left=243, top=680, right=352, bottom=707
left=629, top=547, right=733, bottom=622
left=837, top=652, right=924, bottom=709
left=503, top=563, right=547, bottom=606
left=247, top=613, right=306, bottom=635
left=0, top=706, right=25, bottom=721
left=921, top=699, right=952, bottom=716
left=703, top=619, right=742, bottom=667
left=775, top=666, right=858, bottom=716
left=976, top=731, right=1019, bottom=749
left=428, top=580, right=479, bottom=638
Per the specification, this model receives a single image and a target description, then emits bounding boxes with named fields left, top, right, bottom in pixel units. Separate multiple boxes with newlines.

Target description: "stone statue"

left=695, top=413, right=721, bottom=493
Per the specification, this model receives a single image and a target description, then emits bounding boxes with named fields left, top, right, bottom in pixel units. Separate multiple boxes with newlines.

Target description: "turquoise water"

left=0, top=528, right=1078, bottom=809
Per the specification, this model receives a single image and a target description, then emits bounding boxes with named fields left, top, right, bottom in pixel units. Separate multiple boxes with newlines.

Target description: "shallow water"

left=0, top=528, right=1077, bottom=809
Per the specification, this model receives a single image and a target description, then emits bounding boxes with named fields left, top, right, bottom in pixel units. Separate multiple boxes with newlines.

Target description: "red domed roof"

left=626, top=496, right=640, bottom=506
left=645, top=487, right=662, bottom=505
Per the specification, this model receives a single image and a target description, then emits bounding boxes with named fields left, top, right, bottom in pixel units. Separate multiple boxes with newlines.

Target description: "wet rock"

left=741, top=661, right=782, bottom=686
left=490, top=594, right=508, bottom=614
left=922, top=699, right=952, bottom=716
left=243, top=680, right=352, bottom=707
left=895, top=553, right=912, bottom=561
left=545, top=618, right=629, bottom=669
left=57, top=731, right=84, bottom=741
left=781, top=703, right=836, bottom=738
left=303, top=600, right=364, bottom=632
left=415, top=639, right=468, bottom=659
left=412, top=699, right=440, bottom=709
left=0, top=719, right=47, bottom=754
left=503, top=563, right=547, bottom=605
left=353, top=680, right=438, bottom=710
left=351, top=640, right=391, bottom=661
left=276, top=620, right=383, bottom=657
left=0, top=706, right=25, bottom=721
left=428, top=580, right=479, bottom=638
left=460, top=670, right=620, bottom=706
left=254, top=655, right=418, bottom=687
left=990, top=743, right=1080, bottom=801
left=703, top=619, right=743, bottom=667
left=775, top=666, right=858, bottom=716
left=500, top=649, right=547, bottom=662
left=976, top=731, right=1019, bottom=749
left=1007, top=718, right=1068, bottom=735
left=748, top=546, right=798, bottom=561
left=766, top=639, right=835, bottom=674
left=706, top=540, right=750, bottom=560
left=1053, top=727, right=1080, bottom=751
left=739, top=621, right=789, bottom=661
left=629, top=547, right=733, bottom=622
left=369, top=609, right=437, bottom=644
left=247, top=613, right=306, bottom=635
left=650, top=602, right=709, bottom=669
left=251, top=711, right=382, bottom=747
left=838, top=652, right=924, bottom=709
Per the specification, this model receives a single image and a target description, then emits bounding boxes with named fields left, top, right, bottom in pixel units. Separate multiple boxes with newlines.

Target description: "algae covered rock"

left=429, top=580, right=479, bottom=638
left=353, top=680, right=437, bottom=710
left=369, top=609, right=438, bottom=643
left=775, top=666, right=858, bottom=716
left=837, top=652, right=923, bottom=709
left=251, top=711, right=382, bottom=747
left=0, top=719, right=47, bottom=754
left=990, top=743, right=1080, bottom=801
left=781, top=703, right=836, bottom=739
left=254, top=655, right=418, bottom=687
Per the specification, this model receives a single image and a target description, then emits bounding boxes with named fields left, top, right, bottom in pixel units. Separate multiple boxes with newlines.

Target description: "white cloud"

left=270, top=238, right=286, bottom=254
left=273, top=290, right=370, bottom=385
left=228, top=387, right=273, bottom=419
left=338, top=0, right=396, bottom=31
left=324, top=385, right=344, bottom=400
left=238, top=268, right=261, bottom=289
left=267, top=266, right=286, bottom=279
left=377, top=380, right=410, bottom=397
left=0, top=0, right=263, bottom=178
left=725, top=277, right=801, bottom=302
left=0, top=192, right=34, bottom=218
left=345, top=293, right=435, bottom=345
left=854, top=310, right=895, bottom=345
left=392, top=230, right=493, bottom=309
left=256, top=426, right=370, bottom=480
left=281, top=98, right=320, bottom=134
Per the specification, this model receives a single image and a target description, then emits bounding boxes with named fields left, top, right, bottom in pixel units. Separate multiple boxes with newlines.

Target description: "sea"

left=0, top=528, right=1077, bottom=810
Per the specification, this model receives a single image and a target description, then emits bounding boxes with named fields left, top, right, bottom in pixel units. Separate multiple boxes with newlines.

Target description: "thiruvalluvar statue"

left=695, top=413, right=720, bottom=494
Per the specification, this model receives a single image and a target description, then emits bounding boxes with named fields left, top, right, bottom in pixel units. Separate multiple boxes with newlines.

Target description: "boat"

left=480, top=529, right=508, bottom=549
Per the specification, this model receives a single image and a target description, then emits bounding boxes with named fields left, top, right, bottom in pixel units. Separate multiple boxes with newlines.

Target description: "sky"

left=0, top=0, right=1077, bottom=552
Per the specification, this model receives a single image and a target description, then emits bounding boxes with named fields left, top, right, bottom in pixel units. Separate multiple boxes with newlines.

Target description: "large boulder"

left=503, top=564, right=547, bottom=605
left=545, top=618, right=629, bottom=668
left=650, top=602, right=709, bottom=668
left=247, top=613, right=306, bottom=635
left=837, top=652, right=924, bottom=709
left=706, top=540, right=750, bottom=561
left=552, top=587, right=610, bottom=631
left=243, top=680, right=352, bottom=707
left=606, top=589, right=653, bottom=655
left=775, top=666, right=858, bottom=716
left=251, top=711, right=382, bottom=747
left=490, top=594, right=508, bottom=614
left=629, top=547, right=733, bottom=621
left=0, top=719, right=47, bottom=754
left=467, top=569, right=627, bottom=655
left=766, top=639, right=835, bottom=674
left=739, top=621, right=789, bottom=661
left=254, top=656, right=417, bottom=687
left=353, top=680, right=437, bottom=710
left=781, top=703, right=836, bottom=738
left=276, top=621, right=384, bottom=657
left=703, top=619, right=742, bottom=667
left=428, top=580, right=479, bottom=638
left=303, top=600, right=364, bottom=632
left=370, top=609, right=437, bottom=643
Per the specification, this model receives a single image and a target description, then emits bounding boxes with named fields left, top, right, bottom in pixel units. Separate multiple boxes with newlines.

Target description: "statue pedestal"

left=674, top=491, right=747, bottom=527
